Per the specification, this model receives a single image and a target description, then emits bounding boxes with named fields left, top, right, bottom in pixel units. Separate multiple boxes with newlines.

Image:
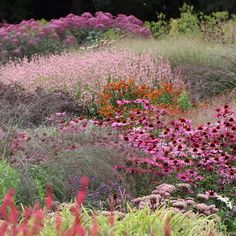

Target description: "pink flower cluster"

left=107, top=101, right=236, bottom=186
left=42, top=100, right=235, bottom=191
left=0, top=50, right=179, bottom=106
left=0, top=12, right=150, bottom=62
left=47, top=12, right=150, bottom=36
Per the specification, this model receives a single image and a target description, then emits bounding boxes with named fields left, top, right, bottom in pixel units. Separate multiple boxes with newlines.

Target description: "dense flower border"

left=0, top=12, right=150, bottom=63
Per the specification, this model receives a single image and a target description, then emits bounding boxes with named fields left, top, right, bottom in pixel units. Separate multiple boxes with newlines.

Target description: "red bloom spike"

left=45, top=185, right=53, bottom=209
left=55, top=212, right=62, bottom=232
left=75, top=176, right=88, bottom=206
left=90, top=216, right=99, bottom=236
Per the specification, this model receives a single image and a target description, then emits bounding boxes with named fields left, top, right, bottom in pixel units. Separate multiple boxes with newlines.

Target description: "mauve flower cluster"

left=39, top=101, right=235, bottom=198
left=105, top=101, right=236, bottom=186
left=42, top=101, right=235, bottom=195
left=0, top=50, right=179, bottom=106
left=47, top=12, right=150, bottom=36
left=131, top=183, right=219, bottom=216
left=0, top=12, right=150, bottom=63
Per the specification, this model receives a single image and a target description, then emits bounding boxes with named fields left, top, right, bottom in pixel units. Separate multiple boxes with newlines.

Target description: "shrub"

left=177, top=90, right=192, bottom=111
left=169, top=4, right=200, bottom=35
left=0, top=160, right=20, bottom=202
left=145, top=13, right=169, bottom=39
left=200, top=10, right=234, bottom=44
left=144, top=3, right=236, bottom=44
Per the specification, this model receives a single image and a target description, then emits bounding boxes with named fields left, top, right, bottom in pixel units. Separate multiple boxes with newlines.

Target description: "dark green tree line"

left=0, top=0, right=235, bottom=23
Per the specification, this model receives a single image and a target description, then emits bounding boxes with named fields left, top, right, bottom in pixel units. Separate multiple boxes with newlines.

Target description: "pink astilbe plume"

left=54, top=212, right=62, bottom=232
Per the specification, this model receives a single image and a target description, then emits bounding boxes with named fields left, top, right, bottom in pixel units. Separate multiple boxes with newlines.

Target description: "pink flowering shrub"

left=0, top=12, right=150, bottom=64
left=0, top=50, right=179, bottom=108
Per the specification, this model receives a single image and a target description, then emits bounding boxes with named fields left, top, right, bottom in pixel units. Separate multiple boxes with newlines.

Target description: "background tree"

left=0, top=0, right=235, bottom=23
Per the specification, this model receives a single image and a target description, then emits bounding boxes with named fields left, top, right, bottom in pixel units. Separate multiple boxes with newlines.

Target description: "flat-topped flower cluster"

left=0, top=12, right=150, bottom=63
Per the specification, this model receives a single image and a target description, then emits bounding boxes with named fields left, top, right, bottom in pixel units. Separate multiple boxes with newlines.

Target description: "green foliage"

left=177, top=90, right=192, bottom=111
left=144, top=4, right=236, bottom=44
left=200, top=11, right=229, bottom=43
left=28, top=164, right=67, bottom=203
left=222, top=20, right=236, bottom=44
left=33, top=177, right=46, bottom=203
left=0, top=160, right=20, bottom=202
left=41, top=207, right=222, bottom=236
left=101, top=28, right=121, bottom=40
left=16, top=163, right=67, bottom=205
left=145, top=13, right=169, bottom=39
left=38, top=18, right=48, bottom=25
left=69, top=29, right=103, bottom=45
left=218, top=208, right=236, bottom=233
left=169, top=4, right=200, bottom=35
left=212, top=11, right=229, bottom=21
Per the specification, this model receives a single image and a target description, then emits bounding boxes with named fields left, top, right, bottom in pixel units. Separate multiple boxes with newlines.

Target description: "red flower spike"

left=0, top=221, right=8, bottom=235
left=109, top=211, right=114, bottom=226
left=18, top=222, right=28, bottom=236
left=164, top=223, right=171, bottom=236
left=90, top=216, right=99, bottom=236
left=75, top=176, right=88, bottom=207
left=55, top=212, right=62, bottom=232
left=9, top=205, right=18, bottom=225
left=109, top=198, right=115, bottom=226
left=45, top=185, right=53, bottom=209
left=163, top=215, right=171, bottom=236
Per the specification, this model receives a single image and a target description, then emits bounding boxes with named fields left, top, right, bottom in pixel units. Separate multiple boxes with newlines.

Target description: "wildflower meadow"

left=0, top=4, right=235, bottom=236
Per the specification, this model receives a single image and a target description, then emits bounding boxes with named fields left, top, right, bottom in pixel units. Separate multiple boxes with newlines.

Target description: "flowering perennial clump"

left=102, top=101, right=236, bottom=192
left=97, top=79, right=188, bottom=118
left=39, top=101, right=236, bottom=198
left=6, top=101, right=235, bottom=198
left=131, top=183, right=224, bottom=216
left=0, top=12, right=150, bottom=64
left=0, top=50, right=179, bottom=108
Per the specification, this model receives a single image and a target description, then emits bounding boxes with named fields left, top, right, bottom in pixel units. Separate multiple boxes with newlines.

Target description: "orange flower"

left=97, top=79, right=189, bottom=118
